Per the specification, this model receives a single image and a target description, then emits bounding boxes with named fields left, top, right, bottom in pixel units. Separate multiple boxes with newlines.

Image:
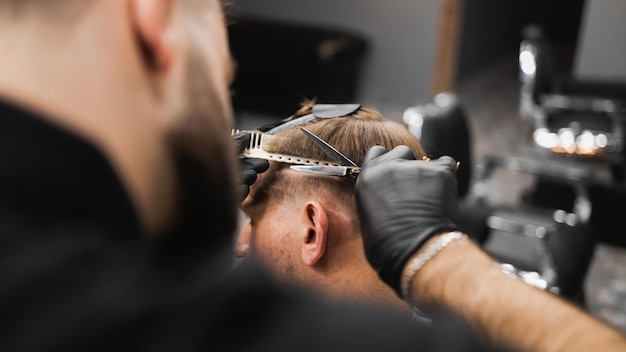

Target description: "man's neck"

left=324, top=237, right=409, bottom=314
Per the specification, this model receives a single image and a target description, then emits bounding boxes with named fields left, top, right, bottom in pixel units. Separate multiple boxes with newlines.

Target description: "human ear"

left=301, top=201, right=329, bottom=266
left=129, top=0, right=173, bottom=71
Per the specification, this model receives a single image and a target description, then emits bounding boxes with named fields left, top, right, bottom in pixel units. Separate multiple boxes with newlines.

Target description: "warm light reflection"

left=533, top=127, right=608, bottom=158
left=559, top=128, right=577, bottom=154
left=534, top=128, right=559, bottom=149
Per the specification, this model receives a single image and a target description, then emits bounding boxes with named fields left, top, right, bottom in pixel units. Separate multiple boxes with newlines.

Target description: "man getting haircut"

left=236, top=100, right=428, bottom=315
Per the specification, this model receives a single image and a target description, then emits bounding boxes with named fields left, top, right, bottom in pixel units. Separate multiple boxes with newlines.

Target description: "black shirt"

left=0, top=99, right=503, bottom=351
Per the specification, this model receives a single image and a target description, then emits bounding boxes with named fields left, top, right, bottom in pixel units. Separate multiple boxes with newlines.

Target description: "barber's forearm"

left=403, top=233, right=626, bottom=352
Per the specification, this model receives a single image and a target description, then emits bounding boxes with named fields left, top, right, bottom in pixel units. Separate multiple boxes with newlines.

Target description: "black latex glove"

left=233, top=131, right=269, bottom=201
left=355, top=145, right=461, bottom=297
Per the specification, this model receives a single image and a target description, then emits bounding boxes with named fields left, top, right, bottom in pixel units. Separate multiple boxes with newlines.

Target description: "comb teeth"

left=249, top=131, right=263, bottom=150
left=231, top=129, right=266, bottom=151
left=234, top=130, right=340, bottom=166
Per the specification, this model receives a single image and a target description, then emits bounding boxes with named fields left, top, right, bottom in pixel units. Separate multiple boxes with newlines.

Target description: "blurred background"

left=226, top=0, right=626, bottom=332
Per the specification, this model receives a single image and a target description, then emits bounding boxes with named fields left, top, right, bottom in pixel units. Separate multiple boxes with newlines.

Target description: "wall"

left=455, top=0, right=585, bottom=81
left=227, top=0, right=440, bottom=119
left=574, top=0, right=626, bottom=80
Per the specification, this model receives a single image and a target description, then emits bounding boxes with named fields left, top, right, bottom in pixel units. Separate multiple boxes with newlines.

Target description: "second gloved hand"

left=233, top=131, right=269, bottom=201
left=355, top=145, right=461, bottom=297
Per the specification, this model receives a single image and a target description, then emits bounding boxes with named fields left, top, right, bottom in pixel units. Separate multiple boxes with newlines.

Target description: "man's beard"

left=162, top=48, right=239, bottom=254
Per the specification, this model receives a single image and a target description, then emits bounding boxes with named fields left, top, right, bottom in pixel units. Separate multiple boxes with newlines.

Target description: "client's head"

left=235, top=100, right=426, bottom=311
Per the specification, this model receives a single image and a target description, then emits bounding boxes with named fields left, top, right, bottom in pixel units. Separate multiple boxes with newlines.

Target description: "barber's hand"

left=355, top=146, right=461, bottom=297
left=233, top=131, right=269, bottom=201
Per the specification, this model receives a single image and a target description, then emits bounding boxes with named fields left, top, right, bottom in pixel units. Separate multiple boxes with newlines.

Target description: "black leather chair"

left=519, top=24, right=626, bottom=181
left=403, top=92, right=489, bottom=245
left=518, top=24, right=626, bottom=248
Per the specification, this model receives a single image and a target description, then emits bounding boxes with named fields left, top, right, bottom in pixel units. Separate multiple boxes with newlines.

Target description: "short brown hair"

left=261, top=99, right=426, bottom=216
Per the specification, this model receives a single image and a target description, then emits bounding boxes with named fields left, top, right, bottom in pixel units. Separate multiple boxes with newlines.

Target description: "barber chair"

left=404, top=92, right=596, bottom=306
left=403, top=93, right=489, bottom=245
left=518, top=24, right=626, bottom=248
left=519, top=24, right=626, bottom=176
